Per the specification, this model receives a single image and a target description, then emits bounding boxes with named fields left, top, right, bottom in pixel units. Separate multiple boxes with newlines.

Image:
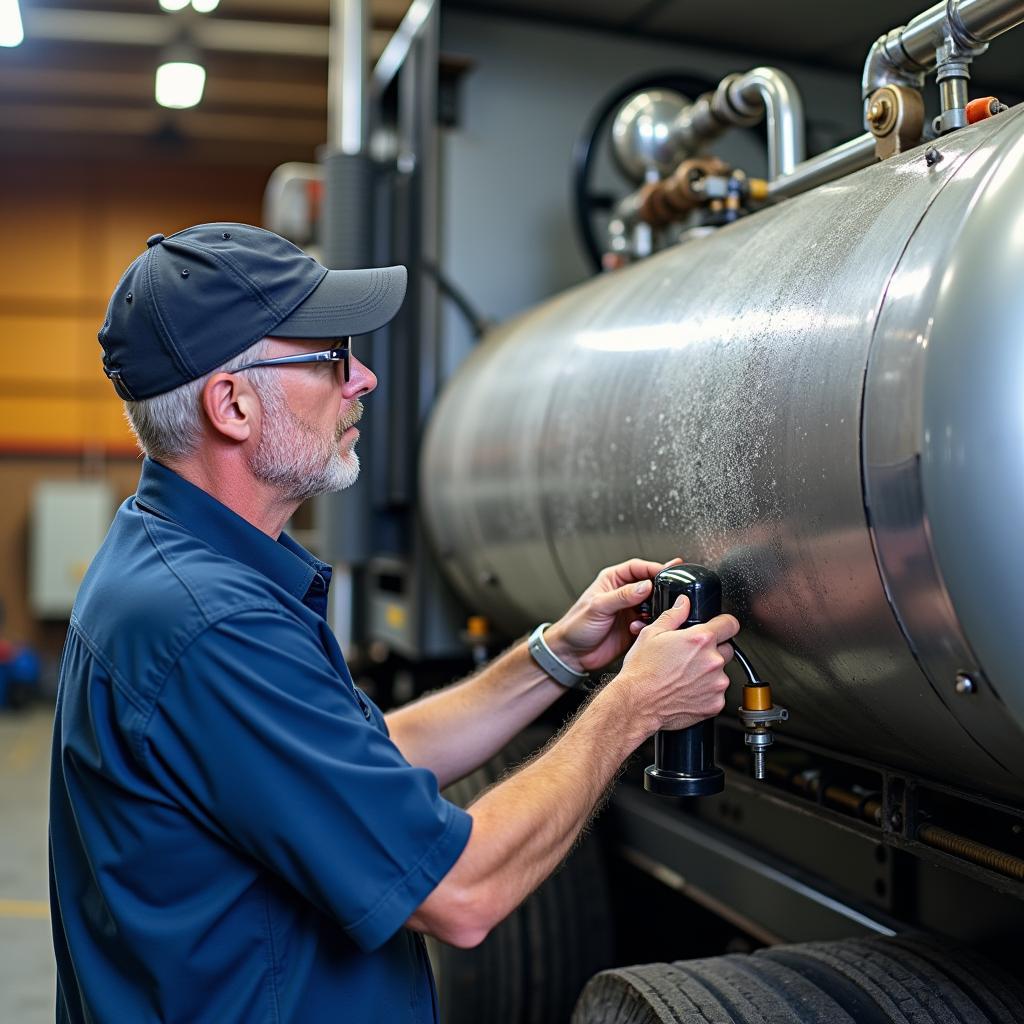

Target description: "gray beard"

left=248, top=379, right=363, bottom=504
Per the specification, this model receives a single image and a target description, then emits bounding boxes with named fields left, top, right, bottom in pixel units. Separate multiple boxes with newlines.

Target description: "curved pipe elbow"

left=728, top=67, right=806, bottom=179
left=861, top=27, right=927, bottom=127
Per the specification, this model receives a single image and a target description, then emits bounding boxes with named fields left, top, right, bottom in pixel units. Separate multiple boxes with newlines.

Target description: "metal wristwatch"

left=527, top=623, right=590, bottom=689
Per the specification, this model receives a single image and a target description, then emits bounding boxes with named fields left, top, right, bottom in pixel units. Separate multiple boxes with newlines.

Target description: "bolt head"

left=868, top=97, right=891, bottom=127
left=955, top=673, right=977, bottom=695
left=925, top=145, right=943, bottom=166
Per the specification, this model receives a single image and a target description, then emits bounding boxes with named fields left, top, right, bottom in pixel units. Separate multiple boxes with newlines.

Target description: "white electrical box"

left=30, top=480, right=115, bottom=618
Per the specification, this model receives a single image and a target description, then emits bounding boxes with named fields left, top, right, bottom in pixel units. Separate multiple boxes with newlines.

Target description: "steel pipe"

left=767, top=133, right=877, bottom=200
left=670, top=67, right=805, bottom=181
left=902, top=0, right=1024, bottom=63
left=863, top=0, right=1024, bottom=100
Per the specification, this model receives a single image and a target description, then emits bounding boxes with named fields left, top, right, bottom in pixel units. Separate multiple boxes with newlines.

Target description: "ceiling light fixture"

left=157, top=0, right=220, bottom=11
left=155, top=60, right=206, bottom=109
left=0, top=0, right=24, bottom=47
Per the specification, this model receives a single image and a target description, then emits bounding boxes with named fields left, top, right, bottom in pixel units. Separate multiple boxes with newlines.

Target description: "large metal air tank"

left=420, top=107, right=1024, bottom=802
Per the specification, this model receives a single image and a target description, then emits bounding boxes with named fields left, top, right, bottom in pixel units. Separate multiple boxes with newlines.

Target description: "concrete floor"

left=0, top=705, right=56, bottom=1023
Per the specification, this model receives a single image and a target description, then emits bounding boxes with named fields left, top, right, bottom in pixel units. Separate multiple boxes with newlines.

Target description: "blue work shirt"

left=49, top=458, right=472, bottom=1023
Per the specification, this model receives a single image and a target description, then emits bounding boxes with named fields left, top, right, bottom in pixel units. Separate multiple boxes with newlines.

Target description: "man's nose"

left=343, top=355, right=377, bottom=399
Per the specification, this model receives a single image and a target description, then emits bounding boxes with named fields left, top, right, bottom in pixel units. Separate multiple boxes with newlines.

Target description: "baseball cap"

left=98, top=222, right=407, bottom=401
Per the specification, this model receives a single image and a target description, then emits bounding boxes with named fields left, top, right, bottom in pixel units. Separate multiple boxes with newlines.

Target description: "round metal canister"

left=420, top=106, right=1024, bottom=800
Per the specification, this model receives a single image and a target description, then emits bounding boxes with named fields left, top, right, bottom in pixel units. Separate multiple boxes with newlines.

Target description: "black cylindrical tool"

left=643, top=564, right=726, bottom=797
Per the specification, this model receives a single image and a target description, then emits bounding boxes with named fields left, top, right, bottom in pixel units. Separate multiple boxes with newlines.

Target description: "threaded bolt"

left=753, top=749, right=766, bottom=780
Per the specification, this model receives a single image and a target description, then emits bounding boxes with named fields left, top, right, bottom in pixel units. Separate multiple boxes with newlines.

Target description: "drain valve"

left=733, top=645, right=788, bottom=780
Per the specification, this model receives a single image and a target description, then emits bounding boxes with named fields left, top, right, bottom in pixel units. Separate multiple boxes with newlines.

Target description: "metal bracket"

left=866, top=85, right=925, bottom=159
left=738, top=705, right=790, bottom=727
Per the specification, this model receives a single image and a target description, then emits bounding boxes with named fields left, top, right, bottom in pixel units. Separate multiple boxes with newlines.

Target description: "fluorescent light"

left=0, top=0, right=24, bottom=47
left=158, top=0, right=190, bottom=10
left=155, top=61, right=206, bottom=109
left=191, top=0, right=220, bottom=11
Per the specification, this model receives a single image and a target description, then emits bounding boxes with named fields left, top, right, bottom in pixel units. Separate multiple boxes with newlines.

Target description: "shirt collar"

left=134, top=458, right=331, bottom=604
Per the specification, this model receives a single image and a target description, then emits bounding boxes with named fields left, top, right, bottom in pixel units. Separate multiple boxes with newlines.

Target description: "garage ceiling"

left=3, top=0, right=411, bottom=164
left=450, top=0, right=1023, bottom=94
left=2, top=0, right=1021, bottom=165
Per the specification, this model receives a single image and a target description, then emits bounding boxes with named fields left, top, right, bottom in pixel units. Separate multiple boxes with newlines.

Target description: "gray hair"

left=123, top=338, right=275, bottom=463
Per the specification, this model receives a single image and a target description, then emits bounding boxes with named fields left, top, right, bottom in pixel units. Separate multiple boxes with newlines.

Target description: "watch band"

left=527, top=623, right=590, bottom=689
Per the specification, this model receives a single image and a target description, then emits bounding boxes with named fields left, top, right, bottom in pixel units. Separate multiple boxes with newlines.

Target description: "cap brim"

left=271, top=265, right=407, bottom=339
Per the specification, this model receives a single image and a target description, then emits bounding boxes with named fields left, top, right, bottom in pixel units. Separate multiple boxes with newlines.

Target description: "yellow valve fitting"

left=747, top=178, right=769, bottom=202
left=742, top=683, right=773, bottom=712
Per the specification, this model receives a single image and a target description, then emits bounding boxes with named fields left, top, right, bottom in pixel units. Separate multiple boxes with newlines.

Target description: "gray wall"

left=437, top=10, right=866, bottom=373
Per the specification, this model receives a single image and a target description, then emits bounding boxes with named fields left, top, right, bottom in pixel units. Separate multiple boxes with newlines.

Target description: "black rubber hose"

left=421, top=260, right=492, bottom=340
left=729, top=642, right=761, bottom=687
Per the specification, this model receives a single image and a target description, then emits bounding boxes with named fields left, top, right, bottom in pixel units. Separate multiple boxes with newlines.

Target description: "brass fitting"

left=737, top=682, right=788, bottom=780
left=742, top=682, right=773, bottom=712
left=636, top=156, right=733, bottom=228
left=867, top=85, right=925, bottom=160
left=747, top=178, right=769, bottom=203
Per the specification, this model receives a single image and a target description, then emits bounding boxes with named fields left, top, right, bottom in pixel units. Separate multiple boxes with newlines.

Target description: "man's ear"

left=201, top=372, right=258, bottom=443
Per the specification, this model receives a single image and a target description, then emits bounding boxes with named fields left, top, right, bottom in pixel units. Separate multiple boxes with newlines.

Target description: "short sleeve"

left=143, top=610, right=472, bottom=952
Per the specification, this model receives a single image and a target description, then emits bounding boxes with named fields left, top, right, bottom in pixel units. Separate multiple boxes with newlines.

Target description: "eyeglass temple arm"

left=238, top=339, right=350, bottom=370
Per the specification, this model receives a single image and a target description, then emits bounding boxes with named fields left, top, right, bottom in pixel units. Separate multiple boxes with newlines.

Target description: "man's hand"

left=545, top=556, right=683, bottom=672
left=615, top=595, right=740, bottom=733
left=407, top=587, right=740, bottom=950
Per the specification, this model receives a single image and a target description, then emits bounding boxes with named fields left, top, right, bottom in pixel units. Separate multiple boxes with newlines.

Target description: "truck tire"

left=428, top=728, right=614, bottom=1024
left=572, top=936, right=1024, bottom=1023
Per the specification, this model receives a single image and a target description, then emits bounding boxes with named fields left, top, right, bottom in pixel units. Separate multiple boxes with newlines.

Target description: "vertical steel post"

left=327, top=0, right=368, bottom=154
left=320, top=0, right=373, bottom=647
left=400, top=1, right=441, bottom=426
left=323, top=0, right=374, bottom=272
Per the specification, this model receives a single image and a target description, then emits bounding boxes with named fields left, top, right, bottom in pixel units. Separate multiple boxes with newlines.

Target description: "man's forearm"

left=385, top=638, right=571, bottom=788
left=406, top=682, right=648, bottom=946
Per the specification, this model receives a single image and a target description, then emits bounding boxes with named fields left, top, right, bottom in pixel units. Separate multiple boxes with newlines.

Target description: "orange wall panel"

left=0, top=396, right=132, bottom=450
left=0, top=156, right=271, bottom=454
left=0, top=315, right=90, bottom=386
left=0, top=156, right=272, bottom=649
left=0, top=192, right=89, bottom=304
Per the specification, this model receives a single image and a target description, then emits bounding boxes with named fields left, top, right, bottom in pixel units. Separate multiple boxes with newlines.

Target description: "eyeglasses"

left=233, top=338, right=352, bottom=383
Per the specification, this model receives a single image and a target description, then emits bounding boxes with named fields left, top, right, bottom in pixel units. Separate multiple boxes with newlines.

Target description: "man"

left=49, top=223, right=740, bottom=1023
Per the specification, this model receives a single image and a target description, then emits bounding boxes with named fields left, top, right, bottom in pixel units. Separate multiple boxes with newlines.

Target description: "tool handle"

left=643, top=564, right=726, bottom=798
